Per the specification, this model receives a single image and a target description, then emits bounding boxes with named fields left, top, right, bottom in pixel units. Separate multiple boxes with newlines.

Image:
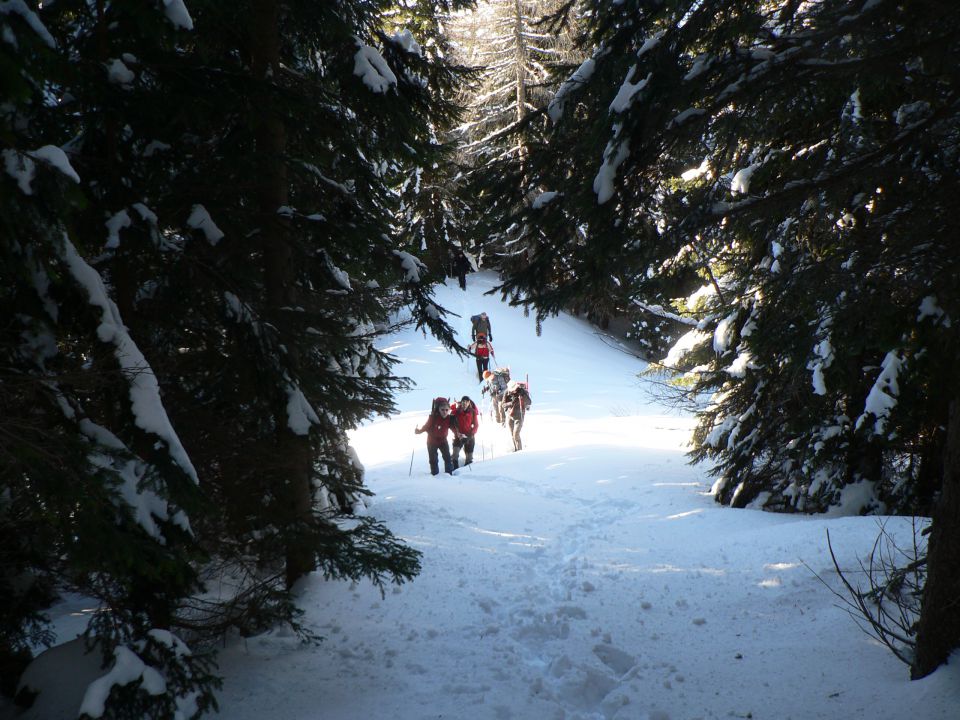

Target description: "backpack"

left=492, top=367, right=510, bottom=394
left=471, top=314, right=491, bottom=338
left=504, top=384, right=530, bottom=415
left=517, top=385, right=531, bottom=409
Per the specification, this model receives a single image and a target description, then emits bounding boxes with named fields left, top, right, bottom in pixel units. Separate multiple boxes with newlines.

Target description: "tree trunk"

left=512, top=0, right=527, bottom=124
left=912, top=397, right=960, bottom=678
left=250, top=0, right=315, bottom=589
left=512, top=0, right=529, bottom=165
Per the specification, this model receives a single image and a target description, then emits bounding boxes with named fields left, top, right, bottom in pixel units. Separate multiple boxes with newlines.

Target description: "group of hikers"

left=414, top=311, right=533, bottom=476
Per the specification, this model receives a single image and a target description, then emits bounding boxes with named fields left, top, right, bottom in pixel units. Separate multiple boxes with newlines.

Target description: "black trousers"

left=475, top=355, right=490, bottom=381
left=427, top=440, right=453, bottom=475
left=452, top=435, right=475, bottom=468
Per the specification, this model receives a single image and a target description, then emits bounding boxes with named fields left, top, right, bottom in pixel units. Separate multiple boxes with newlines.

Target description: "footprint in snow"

left=592, top=644, right=637, bottom=677
left=476, top=597, right=499, bottom=614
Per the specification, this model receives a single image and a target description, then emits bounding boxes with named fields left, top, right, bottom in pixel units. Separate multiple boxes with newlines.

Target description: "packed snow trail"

left=212, top=272, right=957, bottom=720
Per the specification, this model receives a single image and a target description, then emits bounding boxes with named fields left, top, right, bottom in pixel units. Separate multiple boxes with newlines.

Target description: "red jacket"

left=418, top=413, right=454, bottom=444
left=469, top=340, right=493, bottom=359
left=451, top=403, right=479, bottom=436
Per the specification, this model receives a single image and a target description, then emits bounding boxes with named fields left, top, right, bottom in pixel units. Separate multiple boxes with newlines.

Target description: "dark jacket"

left=471, top=314, right=492, bottom=341
left=502, top=386, right=531, bottom=420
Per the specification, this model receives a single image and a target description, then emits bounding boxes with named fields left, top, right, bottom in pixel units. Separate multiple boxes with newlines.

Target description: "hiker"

left=468, top=333, right=495, bottom=382
left=470, top=312, right=492, bottom=342
left=453, top=252, right=471, bottom=291
left=414, top=397, right=459, bottom=475
left=501, top=380, right=532, bottom=452
left=450, top=396, right=480, bottom=468
left=481, top=367, right=510, bottom=424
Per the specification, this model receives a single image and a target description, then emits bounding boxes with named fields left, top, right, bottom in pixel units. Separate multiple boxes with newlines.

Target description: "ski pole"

left=409, top=448, right=415, bottom=476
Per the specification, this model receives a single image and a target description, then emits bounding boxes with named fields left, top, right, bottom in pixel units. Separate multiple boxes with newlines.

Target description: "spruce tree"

left=451, top=0, right=581, bottom=274
left=1, top=2, right=217, bottom=715
left=3, top=0, right=475, bottom=714
left=487, top=0, right=960, bottom=675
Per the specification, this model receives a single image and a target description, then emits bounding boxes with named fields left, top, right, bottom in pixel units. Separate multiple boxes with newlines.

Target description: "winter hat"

left=482, top=370, right=493, bottom=379
left=460, top=396, right=473, bottom=405
left=507, top=380, right=519, bottom=392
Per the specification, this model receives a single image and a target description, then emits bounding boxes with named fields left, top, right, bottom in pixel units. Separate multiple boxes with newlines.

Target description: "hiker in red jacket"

left=450, top=396, right=480, bottom=468
left=468, top=333, right=495, bottom=382
left=414, top=397, right=459, bottom=475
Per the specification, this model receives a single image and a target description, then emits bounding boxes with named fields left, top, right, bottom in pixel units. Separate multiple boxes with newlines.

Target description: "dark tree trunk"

left=912, top=397, right=960, bottom=678
left=913, top=428, right=945, bottom=515
left=250, top=0, right=315, bottom=589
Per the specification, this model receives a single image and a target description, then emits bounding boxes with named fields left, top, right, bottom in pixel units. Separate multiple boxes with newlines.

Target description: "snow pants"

left=491, top=395, right=504, bottom=424
left=508, top=415, right=524, bottom=451
left=452, top=434, right=475, bottom=468
left=427, top=440, right=453, bottom=475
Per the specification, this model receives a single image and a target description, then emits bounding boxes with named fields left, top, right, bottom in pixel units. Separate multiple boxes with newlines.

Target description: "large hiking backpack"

left=492, top=367, right=510, bottom=394
left=503, top=384, right=530, bottom=418
left=471, top=314, right=491, bottom=339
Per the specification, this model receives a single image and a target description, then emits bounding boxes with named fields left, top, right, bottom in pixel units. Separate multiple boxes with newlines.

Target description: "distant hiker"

left=481, top=367, right=510, bottom=424
left=501, top=380, right=532, bottom=452
left=470, top=312, right=492, bottom=342
left=414, top=397, right=459, bottom=475
left=454, top=252, right=471, bottom=291
left=468, top=333, right=495, bottom=381
left=450, top=396, right=480, bottom=468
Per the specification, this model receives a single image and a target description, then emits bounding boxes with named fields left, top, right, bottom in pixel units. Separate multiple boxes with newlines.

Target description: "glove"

left=414, top=427, right=422, bottom=434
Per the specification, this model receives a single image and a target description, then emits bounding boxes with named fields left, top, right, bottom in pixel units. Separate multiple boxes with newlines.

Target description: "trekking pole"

left=408, top=448, right=415, bottom=476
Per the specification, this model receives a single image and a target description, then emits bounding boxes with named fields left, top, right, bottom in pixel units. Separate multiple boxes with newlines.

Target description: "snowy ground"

left=11, top=271, right=959, bottom=720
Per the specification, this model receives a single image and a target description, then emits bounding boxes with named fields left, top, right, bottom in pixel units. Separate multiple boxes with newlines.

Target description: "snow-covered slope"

left=213, top=271, right=956, bottom=720
left=12, top=271, right=957, bottom=720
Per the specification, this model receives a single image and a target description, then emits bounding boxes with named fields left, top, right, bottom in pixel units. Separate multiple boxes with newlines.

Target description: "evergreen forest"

left=2, top=0, right=958, bottom=716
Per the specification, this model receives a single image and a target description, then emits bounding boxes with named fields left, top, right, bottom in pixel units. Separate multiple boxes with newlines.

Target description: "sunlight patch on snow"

left=467, top=526, right=549, bottom=543
left=665, top=509, right=704, bottom=520
left=764, top=562, right=801, bottom=571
